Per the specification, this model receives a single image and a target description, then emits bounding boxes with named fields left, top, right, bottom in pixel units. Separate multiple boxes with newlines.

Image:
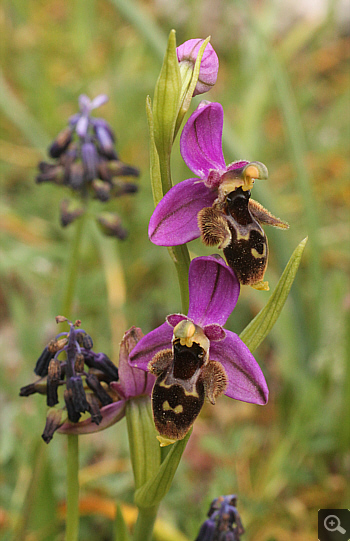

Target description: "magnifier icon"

left=324, top=515, right=346, bottom=534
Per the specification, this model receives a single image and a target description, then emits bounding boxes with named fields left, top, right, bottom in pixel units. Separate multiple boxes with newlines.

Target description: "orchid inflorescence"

left=22, top=36, right=283, bottom=447
left=20, top=32, right=300, bottom=540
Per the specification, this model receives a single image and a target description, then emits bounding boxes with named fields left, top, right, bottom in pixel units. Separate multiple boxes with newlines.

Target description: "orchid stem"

left=132, top=506, right=158, bottom=541
left=66, top=434, right=80, bottom=541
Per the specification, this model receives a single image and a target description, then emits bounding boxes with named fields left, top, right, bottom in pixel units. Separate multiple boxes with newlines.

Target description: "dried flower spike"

left=196, top=494, right=244, bottom=541
left=20, top=317, right=119, bottom=443
left=36, top=94, right=140, bottom=234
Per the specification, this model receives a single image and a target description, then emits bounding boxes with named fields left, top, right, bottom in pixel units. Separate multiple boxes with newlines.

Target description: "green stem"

left=61, top=213, right=86, bottom=320
left=167, top=246, right=190, bottom=313
left=61, top=213, right=87, bottom=541
left=66, top=434, right=80, bottom=541
left=132, top=506, right=158, bottom=541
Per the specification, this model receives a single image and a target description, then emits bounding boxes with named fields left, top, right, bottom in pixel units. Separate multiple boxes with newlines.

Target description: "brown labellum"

left=198, top=187, right=289, bottom=290
left=148, top=333, right=227, bottom=445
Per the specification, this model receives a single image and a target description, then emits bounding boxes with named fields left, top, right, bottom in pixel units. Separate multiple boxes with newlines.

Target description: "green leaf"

left=240, top=237, right=308, bottom=352
left=126, top=397, right=161, bottom=490
left=134, top=430, right=191, bottom=508
left=146, top=95, right=163, bottom=206
left=153, top=29, right=181, bottom=194
left=114, top=504, right=131, bottom=541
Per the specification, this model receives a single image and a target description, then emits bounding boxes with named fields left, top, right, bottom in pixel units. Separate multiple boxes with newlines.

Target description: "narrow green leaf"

left=134, top=430, right=191, bottom=508
left=126, top=397, right=161, bottom=490
left=114, top=504, right=131, bottom=541
left=153, top=29, right=181, bottom=194
left=240, top=237, right=308, bottom=352
left=146, top=95, right=163, bottom=206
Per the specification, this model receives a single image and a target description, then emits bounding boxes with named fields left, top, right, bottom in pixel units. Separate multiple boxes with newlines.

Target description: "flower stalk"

left=66, top=434, right=80, bottom=541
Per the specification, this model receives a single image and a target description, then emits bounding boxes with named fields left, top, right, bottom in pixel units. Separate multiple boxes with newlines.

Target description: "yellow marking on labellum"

left=251, top=245, right=266, bottom=258
left=251, top=280, right=269, bottom=291
left=235, top=229, right=251, bottom=241
left=159, top=379, right=199, bottom=398
left=159, top=379, right=172, bottom=389
left=183, top=387, right=199, bottom=398
left=162, top=401, right=183, bottom=414
left=156, top=435, right=177, bottom=447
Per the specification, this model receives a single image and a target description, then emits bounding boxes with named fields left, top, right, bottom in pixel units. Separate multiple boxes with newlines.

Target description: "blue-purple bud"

left=81, top=142, right=98, bottom=181
left=67, top=376, right=89, bottom=413
left=42, top=409, right=63, bottom=444
left=195, top=518, right=216, bottom=541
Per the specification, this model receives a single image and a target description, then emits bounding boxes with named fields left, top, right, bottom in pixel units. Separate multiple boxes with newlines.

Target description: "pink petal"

left=166, top=314, right=188, bottom=327
left=148, top=178, right=216, bottom=246
left=58, top=401, right=126, bottom=435
left=204, top=324, right=226, bottom=341
left=187, top=256, right=240, bottom=327
left=180, top=102, right=226, bottom=178
left=117, top=327, right=156, bottom=398
left=129, top=322, right=173, bottom=371
left=210, top=331, right=269, bottom=405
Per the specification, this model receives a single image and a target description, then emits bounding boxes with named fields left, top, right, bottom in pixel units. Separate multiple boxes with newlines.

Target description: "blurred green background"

left=0, top=0, right=349, bottom=540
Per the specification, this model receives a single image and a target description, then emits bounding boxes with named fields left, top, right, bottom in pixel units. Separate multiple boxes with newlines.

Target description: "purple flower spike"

left=149, top=101, right=255, bottom=247
left=177, top=39, right=219, bottom=96
left=130, top=256, right=268, bottom=444
left=58, top=327, right=155, bottom=435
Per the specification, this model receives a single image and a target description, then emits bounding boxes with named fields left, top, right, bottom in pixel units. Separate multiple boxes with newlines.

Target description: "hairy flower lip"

left=129, top=256, right=269, bottom=406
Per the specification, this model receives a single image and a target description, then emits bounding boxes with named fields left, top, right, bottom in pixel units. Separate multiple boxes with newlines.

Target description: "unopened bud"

left=177, top=39, right=219, bottom=97
left=49, top=127, right=73, bottom=158
left=19, top=379, right=47, bottom=397
left=56, top=315, right=68, bottom=324
left=42, top=408, right=64, bottom=444
left=34, top=346, right=54, bottom=377
left=94, top=122, right=117, bottom=160
left=107, top=160, right=140, bottom=178
left=74, top=353, right=85, bottom=374
left=83, top=351, right=119, bottom=383
left=86, top=394, right=103, bottom=425
left=67, top=376, right=89, bottom=413
left=47, top=359, right=61, bottom=407
left=81, top=142, right=98, bottom=181
left=64, top=389, right=81, bottom=423
left=111, top=181, right=138, bottom=198
left=67, top=162, right=85, bottom=190
left=97, top=213, right=128, bottom=240
left=36, top=163, right=65, bottom=185
left=82, top=334, right=93, bottom=350
left=60, top=199, right=85, bottom=227
left=86, top=374, right=113, bottom=406
left=91, top=179, right=111, bottom=202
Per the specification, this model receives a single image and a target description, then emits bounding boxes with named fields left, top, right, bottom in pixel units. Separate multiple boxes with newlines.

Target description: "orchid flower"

left=129, top=255, right=268, bottom=445
left=148, top=101, right=288, bottom=288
